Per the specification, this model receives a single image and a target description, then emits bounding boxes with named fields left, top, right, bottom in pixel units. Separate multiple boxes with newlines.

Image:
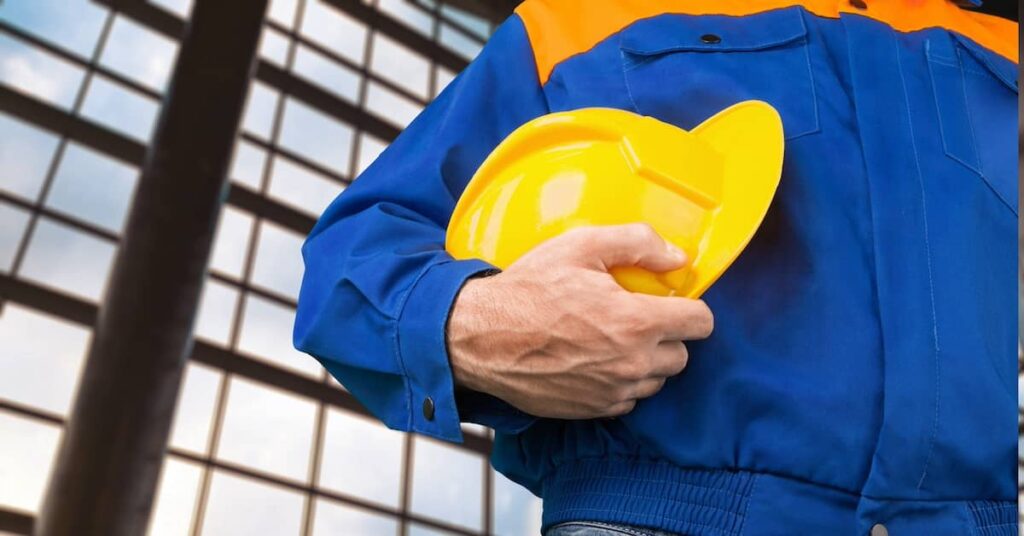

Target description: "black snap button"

left=422, top=396, right=435, bottom=421
left=700, top=33, right=722, bottom=44
left=870, top=524, right=888, bottom=536
left=850, top=0, right=868, bottom=9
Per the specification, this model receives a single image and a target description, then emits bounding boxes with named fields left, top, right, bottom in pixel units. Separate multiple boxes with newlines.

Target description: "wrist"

left=446, top=274, right=500, bottom=394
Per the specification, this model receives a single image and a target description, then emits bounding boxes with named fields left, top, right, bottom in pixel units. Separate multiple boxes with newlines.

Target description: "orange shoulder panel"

left=515, top=0, right=1019, bottom=84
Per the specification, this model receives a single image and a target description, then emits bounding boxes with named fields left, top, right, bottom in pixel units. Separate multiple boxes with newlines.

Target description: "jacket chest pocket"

left=619, top=7, right=819, bottom=140
left=926, top=31, right=1018, bottom=216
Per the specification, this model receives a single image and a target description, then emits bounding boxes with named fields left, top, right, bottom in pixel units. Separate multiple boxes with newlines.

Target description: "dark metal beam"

left=32, top=1, right=269, bottom=534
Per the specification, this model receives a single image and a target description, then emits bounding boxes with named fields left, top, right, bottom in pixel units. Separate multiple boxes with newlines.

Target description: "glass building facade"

left=0, top=0, right=541, bottom=534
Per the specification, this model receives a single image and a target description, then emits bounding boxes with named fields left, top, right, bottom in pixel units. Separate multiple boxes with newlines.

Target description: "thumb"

left=568, top=224, right=688, bottom=273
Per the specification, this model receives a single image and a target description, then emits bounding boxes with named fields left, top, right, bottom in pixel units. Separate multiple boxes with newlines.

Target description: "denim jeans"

left=544, top=521, right=681, bottom=536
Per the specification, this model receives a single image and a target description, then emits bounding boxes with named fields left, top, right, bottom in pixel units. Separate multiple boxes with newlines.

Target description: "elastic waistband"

left=540, top=458, right=1018, bottom=536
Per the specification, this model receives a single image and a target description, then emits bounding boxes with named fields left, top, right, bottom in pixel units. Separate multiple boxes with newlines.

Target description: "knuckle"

left=691, top=300, right=715, bottom=337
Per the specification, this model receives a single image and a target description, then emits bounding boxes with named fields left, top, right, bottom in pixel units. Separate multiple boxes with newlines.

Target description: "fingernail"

left=667, top=245, right=686, bottom=262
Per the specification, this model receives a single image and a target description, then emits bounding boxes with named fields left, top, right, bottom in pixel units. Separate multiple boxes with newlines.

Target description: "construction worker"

left=294, top=1, right=1018, bottom=534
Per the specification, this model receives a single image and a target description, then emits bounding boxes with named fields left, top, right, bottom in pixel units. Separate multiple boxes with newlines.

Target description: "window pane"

left=250, top=220, right=303, bottom=299
left=0, top=202, right=31, bottom=272
left=99, top=15, right=178, bottom=92
left=229, top=139, right=267, bottom=190
left=0, top=411, right=62, bottom=513
left=19, top=218, right=117, bottom=302
left=319, top=409, right=404, bottom=508
left=169, top=362, right=221, bottom=455
left=201, top=471, right=306, bottom=536
left=46, top=142, right=138, bottom=234
left=439, top=24, right=482, bottom=61
left=356, top=132, right=387, bottom=176
left=365, top=82, right=422, bottom=129
left=0, top=112, right=61, bottom=202
left=193, top=278, right=239, bottom=347
left=216, top=377, right=317, bottom=481
left=278, top=98, right=353, bottom=175
left=300, top=1, right=367, bottom=65
left=208, top=206, right=254, bottom=279
left=439, top=4, right=490, bottom=39
left=493, top=470, right=543, bottom=536
left=0, top=0, right=108, bottom=59
left=267, top=156, right=344, bottom=218
left=407, top=524, right=456, bottom=536
left=434, top=66, right=455, bottom=98
left=377, top=0, right=433, bottom=36
left=0, top=303, right=91, bottom=415
left=147, top=457, right=202, bottom=536
left=410, top=437, right=483, bottom=530
left=268, top=0, right=300, bottom=29
left=236, top=294, right=321, bottom=377
left=259, top=26, right=290, bottom=67
left=242, top=82, right=280, bottom=139
left=0, top=32, right=86, bottom=109
left=312, top=498, right=399, bottom=536
left=292, top=45, right=360, bottom=104
left=370, top=33, right=429, bottom=99
left=80, top=75, right=160, bottom=142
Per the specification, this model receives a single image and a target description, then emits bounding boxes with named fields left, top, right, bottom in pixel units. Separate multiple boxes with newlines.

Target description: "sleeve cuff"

left=396, top=257, right=496, bottom=442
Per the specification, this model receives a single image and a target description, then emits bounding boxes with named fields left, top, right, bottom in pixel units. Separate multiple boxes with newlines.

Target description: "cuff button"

left=422, top=397, right=436, bottom=421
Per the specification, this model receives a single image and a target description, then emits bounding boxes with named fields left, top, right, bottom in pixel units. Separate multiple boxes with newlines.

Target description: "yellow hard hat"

left=446, top=101, right=784, bottom=298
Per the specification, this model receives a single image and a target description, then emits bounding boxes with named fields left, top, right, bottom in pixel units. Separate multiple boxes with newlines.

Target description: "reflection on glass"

left=439, top=4, right=491, bottom=39
left=377, top=0, right=433, bottom=37
left=0, top=202, right=30, bottom=272
left=267, top=0, right=300, bottom=29
left=439, top=24, right=483, bottom=61
left=229, top=139, right=267, bottom=190
left=267, top=156, right=344, bottom=218
left=434, top=66, right=455, bottom=99
left=250, top=220, right=304, bottom=299
left=216, top=377, right=317, bottom=481
left=236, top=294, right=322, bottom=377
left=0, top=32, right=86, bottom=109
left=19, top=217, right=117, bottom=302
left=147, top=457, right=202, bottom=536
left=99, top=15, right=178, bottom=92
left=292, top=45, right=361, bottom=104
left=242, top=82, right=280, bottom=140
left=0, top=112, right=61, bottom=202
left=79, top=74, right=160, bottom=142
left=410, top=436, right=483, bottom=530
left=46, top=142, right=138, bottom=234
left=169, top=362, right=222, bottom=454
left=0, top=0, right=109, bottom=59
left=365, top=81, right=422, bottom=129
left=278, top=97, right=354, bottom=175
left=311, top=498, right=399, bottom=536
left=407, top=524, right=456, bottom=536
left=200, top=470, right=306, bottom=536
left=493, top=470, right=543, bottom=536
left=356, top=133, right=387, bottom=177
left=193, top=278, right=239, bottom=347
left=259, top=26, right=290, bottom=67
left=208, top=206, right=254, bottom=279
left=300, top=0, right=367, bottom=65
left=370, top=33, right=429, bottom=99
left=0, top=411, right=62, bottom=513
left=318, top=408, right=405, bottom=508
left=0, top=303, right=91, bottom=415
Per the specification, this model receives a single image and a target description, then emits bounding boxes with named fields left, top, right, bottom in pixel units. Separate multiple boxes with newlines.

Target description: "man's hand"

left=447, top=223, right=714, bottom=419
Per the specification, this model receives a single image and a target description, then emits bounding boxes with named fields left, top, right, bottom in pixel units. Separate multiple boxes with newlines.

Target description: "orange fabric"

left=515, top=0, right=1019, bottom=84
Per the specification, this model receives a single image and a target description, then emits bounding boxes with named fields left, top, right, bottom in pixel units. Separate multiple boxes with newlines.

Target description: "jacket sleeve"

left=293, top=15, right=547, bottom=443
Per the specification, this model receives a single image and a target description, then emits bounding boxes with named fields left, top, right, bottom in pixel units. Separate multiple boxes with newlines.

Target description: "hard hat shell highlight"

left=446, top=101, right=784, bottom=298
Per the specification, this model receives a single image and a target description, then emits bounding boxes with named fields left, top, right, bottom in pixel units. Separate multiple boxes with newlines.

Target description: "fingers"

left=562, top=224, right=687, bottom=273
left=635, top=295, right=715, bottom=341
left=648, top=340, right=689, bottom=377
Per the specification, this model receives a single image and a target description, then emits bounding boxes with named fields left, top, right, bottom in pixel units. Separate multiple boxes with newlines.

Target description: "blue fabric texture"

left=295, top=5, right=1018, bottom=535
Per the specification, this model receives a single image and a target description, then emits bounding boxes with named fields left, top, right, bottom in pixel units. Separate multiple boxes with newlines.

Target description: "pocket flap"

left=950, top=33, right=1018, bottom=94
left=620, top=7, right=808, bottom=56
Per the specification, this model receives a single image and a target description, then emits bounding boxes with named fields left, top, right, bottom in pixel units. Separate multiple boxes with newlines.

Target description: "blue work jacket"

left=294, top=1, right=1019, bottom=534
